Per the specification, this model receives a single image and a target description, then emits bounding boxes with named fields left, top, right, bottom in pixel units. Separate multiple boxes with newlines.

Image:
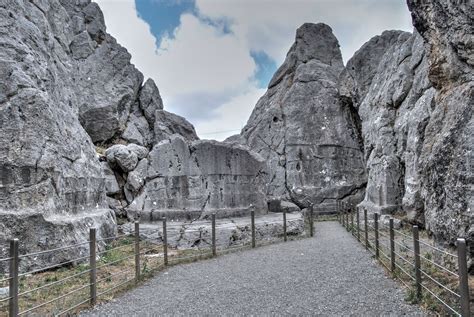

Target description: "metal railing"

left=0, top=207, right=315, bottom=316
left=338, top=202, right=471, bottom=317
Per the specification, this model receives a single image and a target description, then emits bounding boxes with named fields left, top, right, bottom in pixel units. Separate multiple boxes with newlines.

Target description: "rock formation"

left=235, top=23, right=367, bottom=212
left=0, top=0, right=268, bottom=269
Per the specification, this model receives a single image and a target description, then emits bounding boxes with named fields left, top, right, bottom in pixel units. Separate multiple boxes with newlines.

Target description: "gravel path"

left=82, top=221, right=423, bottom=316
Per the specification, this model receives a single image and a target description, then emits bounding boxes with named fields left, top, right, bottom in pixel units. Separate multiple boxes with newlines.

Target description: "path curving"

left=82, top=221, right=423, bottom=316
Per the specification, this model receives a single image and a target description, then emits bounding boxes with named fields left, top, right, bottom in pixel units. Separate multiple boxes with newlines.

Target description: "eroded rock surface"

left=0, top=0, right=117, bottom=269
left=122, top=136, right=268, bottom=221
left=121, top=212, right=304, bottom=250
left=338, top=0, right=473, bottom=253
left=239, top=23, right=367, bottom=212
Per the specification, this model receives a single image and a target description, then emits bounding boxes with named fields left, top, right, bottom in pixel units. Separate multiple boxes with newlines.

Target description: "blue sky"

left=96, top=0, right=412, bottom=140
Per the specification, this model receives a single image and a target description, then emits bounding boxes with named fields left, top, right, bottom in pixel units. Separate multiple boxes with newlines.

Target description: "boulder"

left=154, top=110, right=199, bottom=143
left=105, top=145, right=138, bottom=172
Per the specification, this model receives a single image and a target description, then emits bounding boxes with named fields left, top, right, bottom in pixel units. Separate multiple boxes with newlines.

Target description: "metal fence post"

left=341, top=203, right=344, bottom=226
left=134, top=221, right=140, bottom=283
left=364, top=209, right=368, bottom=250
left=356, top=207, right=360, bottom=241
left=374, top=213, right=379, bottom=259
left=89, top=228, right=97, bottom=306
left=9, top=239, right=19, bottom=317
left=412, top=226, right=422, bottom=300
left=251, top=208, right=256, bottom=248
left=211, top=214, right=216, bottom=256
left=457, top=238, right=471, bottom=317
left=283, top=209, right=287, bottom=242
left=389, top=218, right=395, bottom=274
left=162, top=218, right=168, bottom=266
left=309, top=204, right=314, bottom=237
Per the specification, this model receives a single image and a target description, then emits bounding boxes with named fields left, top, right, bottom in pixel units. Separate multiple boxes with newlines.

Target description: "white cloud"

left=155, top=14, right=256, bottom=96
left=95, top=0, right=413, bottom=141
left=196, top=85, right=266, bottom=141
left=195, top=0, right=413, bottom=64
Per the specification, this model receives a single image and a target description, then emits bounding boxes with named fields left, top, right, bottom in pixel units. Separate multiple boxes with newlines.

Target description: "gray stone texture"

left=339, top=0, right=473, bottom=252
left=0, top=0, right=117, bottom=270
left=127, top=135, right=268, bottom=221
left=239, top=23, right=367, bottom=211
left=407, top=0, right=473, bottom=248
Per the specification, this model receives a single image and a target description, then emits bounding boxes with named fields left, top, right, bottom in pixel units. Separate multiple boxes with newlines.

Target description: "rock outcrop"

left=0, top=0, right=118, bottom=269
left=237, top=23, right=367, bottom=212
left=338, top=1, right=473, bottom=251
left=121, top=136, right=268, bottom=221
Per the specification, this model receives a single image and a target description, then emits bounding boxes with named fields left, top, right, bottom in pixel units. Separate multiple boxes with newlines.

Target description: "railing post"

left=412, top=226, right=422, bottom=300
left=251, top=207, right=256, bottom=248
left=8, top=239, right=19, bottom=317
left=356, top=207, right=360, bottom=241
left=345, top=208, right=349, bottom=232
left=134, top=221, right=140, bottom=283
left=364, top=209, right=368, bottom=250
left=350, top=207, right=354, bottom=235
left=374, top=213, right=379, bottom=259
left=162, top=218, right=168, bottom=266
left=283, top=209, right=287, bottom=242
left=457, top=238, right=471, bottom=317
left=89, top=228, right=97, bottom=306
left=309, top=204, right=314, bottom=237
left=211, top=214, right=216, bottom=256
left=389, top=218, right=395, bottom=274
left=341, top=202, right=344, bottom=226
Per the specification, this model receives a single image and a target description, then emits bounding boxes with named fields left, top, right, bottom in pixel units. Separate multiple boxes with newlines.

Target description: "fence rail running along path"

left=338, top=203, right=472, bottom=317
left=0, top=207, right=315, bottom=317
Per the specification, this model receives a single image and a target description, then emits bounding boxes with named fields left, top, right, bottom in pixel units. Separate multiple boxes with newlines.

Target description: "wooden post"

left=413, top=226, right=422, bottom=300
left=356, top=207, right=360, bottom=241
left=350, top=208, right=354, bottom=235
left=251, top=208, right=256, bottom=248
left=309, top=204, right=314, bottom=237
left=374, top=213, right=379, bottom=258
left=134, top=221, right=140, bottom=283
left=457, top=238, right=471, bottom=317
left=162, top=218, right=168, bottom=266
left=389, top=219, right=395, bottom=274
left=8, top=239, right=19, bottom=317
left=89, top=228, right=97, bottom=306
left=283, top=209, right=287, bottom=242
left=364, top=209, right=368, bottom=250
left=211, top=214, right=216, bottom=256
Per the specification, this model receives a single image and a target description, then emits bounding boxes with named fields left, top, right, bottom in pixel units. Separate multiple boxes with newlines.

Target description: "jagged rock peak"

left=268, top=22, right=344, bottom=88
left=293, top=23, right=344, bottom=67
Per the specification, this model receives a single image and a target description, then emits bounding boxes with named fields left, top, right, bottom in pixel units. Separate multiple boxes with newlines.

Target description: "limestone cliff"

left=237, top=23, right=367, bottom=212
left=340, top=0, right=473, bottom=251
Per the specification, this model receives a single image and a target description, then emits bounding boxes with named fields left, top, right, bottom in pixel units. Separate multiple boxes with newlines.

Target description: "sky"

left=94, top=0, right=412, bottom=141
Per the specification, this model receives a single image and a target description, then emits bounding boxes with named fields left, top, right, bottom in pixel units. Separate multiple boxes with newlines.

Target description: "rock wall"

left=109, top=136, right=268, bottom=221
left=338, top=0, right=473, bottom=250
left=235, top=23, right=367, bottom=212
left=0, top=0, right=118, bottom=269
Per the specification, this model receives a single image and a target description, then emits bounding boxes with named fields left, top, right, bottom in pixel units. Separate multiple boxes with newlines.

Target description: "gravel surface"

left=82, top=221, right=423, bottom=316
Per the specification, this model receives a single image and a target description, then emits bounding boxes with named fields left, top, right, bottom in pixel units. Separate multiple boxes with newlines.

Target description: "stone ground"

left=81, top=221, right=423, bottom=316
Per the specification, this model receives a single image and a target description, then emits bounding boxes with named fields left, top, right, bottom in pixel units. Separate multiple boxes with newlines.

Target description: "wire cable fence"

left=337, top=201, right=471, bottom=317
left=0, top=207, right=316, bottom=316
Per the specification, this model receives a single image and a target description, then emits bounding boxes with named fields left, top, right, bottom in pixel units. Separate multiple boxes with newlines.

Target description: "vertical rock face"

left=340, top=30, right=433, bottom=217
left=339, top=0, right=473, bottom=251
left=238, top=23, right=367, bottom=211
left=0, top=0, right=117, bottom=269
left=407, top=0, right=473, bottom=247
left=125, top=135, right=268, bottom=221
left=0, top=0, right=201, bottom=269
